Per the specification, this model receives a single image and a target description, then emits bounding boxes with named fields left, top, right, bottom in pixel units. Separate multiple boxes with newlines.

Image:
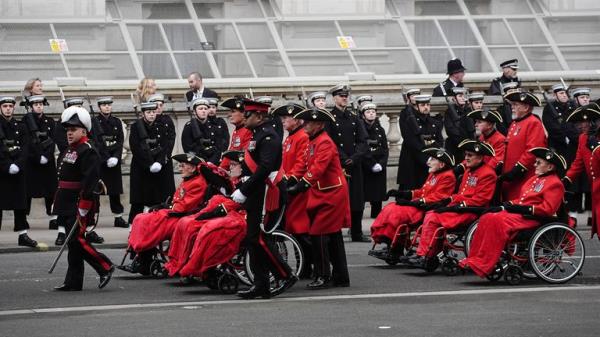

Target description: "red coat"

left=450, top=163, right=497, bottom=207
left=165, top=194, right=241, bottom=276
left=502, top=113, right=547, bottom=200
left=480, top=130, right=506, bottom=169
left=128, top=173, right=208, bottom=253
left=566, top=134, right=600, bottom=238
left=219, top=126, right=252, bottom=169
left=282, top=127, right=310, bottom=234
left=462, top=173, right=564, bottom=277
left=301, top=130, right=350, bottom=235
left=371, top=169, right=455, bottom=243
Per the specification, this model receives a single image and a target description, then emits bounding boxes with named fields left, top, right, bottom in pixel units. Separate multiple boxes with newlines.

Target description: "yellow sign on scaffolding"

left=49, top=39, right=69, bottom=53
left=337, top=36, right=356, bottom=49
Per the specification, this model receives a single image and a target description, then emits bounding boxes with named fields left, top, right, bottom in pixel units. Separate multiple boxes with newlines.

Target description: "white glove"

left=149, top=162, right=162, bottom=173
left=8, top=164, right=19, bottom=175
left=78, top=208, right=89, bottom=217
left=565, top=137, right=570, bottom=145
left=372, top=163, right=383, bottom=173
left=40, top=155, right=48, bottom=165
left=107, top=157, right=118, bottom=168
left=231, top=189, right=247, bottom=204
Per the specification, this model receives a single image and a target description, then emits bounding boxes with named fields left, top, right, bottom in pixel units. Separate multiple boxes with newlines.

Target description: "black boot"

left=306, top=276, right=330, bottom=290
left=86, top=231, right=104, bottom=244
left=55, top=232, right=66, bottom=246
left=18, top=233, right=38, bottom=248
left=114, top=216, right=128, bottom=228
left=99, top=265, right=115, bottom=289
left=236, top=286, right=271, bottom=299
left=49, top=219, right=58, bottom=230
left=117, top=258, right=141, bottom=274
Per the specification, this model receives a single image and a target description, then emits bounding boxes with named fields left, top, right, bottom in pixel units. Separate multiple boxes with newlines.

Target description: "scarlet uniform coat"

left=371, top=169, right=456, bottom=243
left=282, top=126, right=310, bottom=234
left=165, top=195, right=241, bottom=276
left=566, top=134, right=600, bottom=238
left=128, top=172, right=207, bottom=253
left=502, top=113, right=547, bottom=200
left=219, top=126, right=252, bottom=169
left=301, top=130, right=351, bottom=235
left=416, top=163, right=497, bottom=257
left=480, top=130, right=506, bottom=170
left=462, top=173, right=564, bottom=277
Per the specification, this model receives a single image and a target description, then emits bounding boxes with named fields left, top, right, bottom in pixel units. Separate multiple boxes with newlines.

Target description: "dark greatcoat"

left=94, top=114, right=124, bottom=195
left=362, top=118, right=388, bottom=202
left=21, top=112, right=57, bottom=198
left=0, top=116, right=29, bottom=210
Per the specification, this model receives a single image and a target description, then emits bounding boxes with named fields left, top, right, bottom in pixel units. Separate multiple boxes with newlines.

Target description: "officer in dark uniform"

left=573, top=88, right=592, bottom=107
left=55, top=97, right=86, bottom=153
left=53, top=106, right=114, bottom=291
left=307, top=91, right=328, bottom=109
left=468, top=92, right=485, bottom=111
left=444, top=87, right=476, bottom=162
left=433, top=58, right=466, bottom=97
left=360, top=102, right=388, bottom=218
left=355, top=95, right=373, bottom=109
left=128, top=102, right=175, bottom=224
left=542, top=84, right=578, bottom=161
left=488, top=59, right=520, bottom=96
left=400, top=88, right=421, bottom=125
left=0, top=96, right=37, bottom=247
left=94, top=97, right=127, bottom=228
left=397, top=94, right=444, bottom=190
left=207, top=97, right=230, bottom=156
left=148, top=93, right=176, bottom=193
left=326, top=84, right=369, bottom=242
left=21, top=95, right=58, bottom=230
left=255, top=96, right=284, bottom=139
left=182, top=98, right=221, bottom=163
left=231, top=99, right=297, bottom=299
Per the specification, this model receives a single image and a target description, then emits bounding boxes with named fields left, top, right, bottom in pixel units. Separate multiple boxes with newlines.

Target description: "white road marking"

left=2, top=284, right=600, bottom=317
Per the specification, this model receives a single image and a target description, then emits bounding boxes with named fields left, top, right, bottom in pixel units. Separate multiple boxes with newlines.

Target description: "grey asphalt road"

left=1, top=236, right=600, bottom=337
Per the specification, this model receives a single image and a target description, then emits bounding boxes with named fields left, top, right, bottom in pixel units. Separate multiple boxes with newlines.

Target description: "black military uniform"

left=53, top=107, right=114, bottom=291
left=397, top=95, right=444, bottom=190
left=0, top=96, right=36, bottom=247
left=181, top=98, right=221, bottom=163
left=360, top=103, right=389, bottom=218
left=55, top=97, right=86, bottom=153
left=93, top=97, right=127, bottom=228
left=232, top=100, right=295, bottom=299
left=325, top=84, right=369, bottom=242
left=128, top=102, right=175, bottom=224
left=148, top=94, right=176, bottom=195
left=207, top=97, right=230, bottom=156
left=255, top=96, right=284, bottom=139
left=443, top=87, right=476, bottom=162
left=488, top=59, right=521, bottom=96
left=400, top=89, right=421, bottom=125
left=542, top=84, right=578, bottom=162
left=21, top=95, right=58, bottom=229
left=432, top=59, right=465, bottom=97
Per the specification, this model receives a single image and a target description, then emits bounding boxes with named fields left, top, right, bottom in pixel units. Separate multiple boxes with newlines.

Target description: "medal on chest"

left=179, top=187, right=185, bottom=199
left=233, top=136, right=241, bottom=147
left=63, top=150, right=78, bottom=164
left=429, top=176, right=437, bottom=186
left=285, top=141, right=291, bottom=153
left=466, top=175, right=478, bottom=187
left=533, top=179, right=545, bottom=193
left=248, top=140, right=256, bottom=152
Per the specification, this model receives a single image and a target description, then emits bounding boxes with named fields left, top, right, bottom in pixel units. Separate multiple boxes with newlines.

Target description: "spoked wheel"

left=486, top=264, right=504, bottom=282
left=244, top=230, right=304, bottom=293
left=218, top=273, right=239, bottom=294
left=231, top=249, right=252, bottom=286
left=441, top=258, right=460, bottom=276
left=504, top=265, right=523, bottom=285
left=464, top=221, right=478, bottom=256
left=149, top=260, right=167, bottom=279
left=528, top=223, right=585, bottom=284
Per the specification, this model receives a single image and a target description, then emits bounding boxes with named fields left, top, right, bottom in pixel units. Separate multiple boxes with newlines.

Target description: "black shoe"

left=407, top=256, right=425, bottom=267
left=55, top=232, right=66, bottom=246
left=117, top=259, right=141, bottom=274
left=18, top=234, right=38, bottom=248
left=54, top=284, right=82, bottom=291
left=114, top=216, right=128, bottom=228
left=49, top=219, right=58, bottom=230
left=272, top=274, right=298, bottom=297
left=368, top=247, right=389, bottom=258
left=306, top=277, right=330, bottom=290
left=86, top=231, right=104, bottom=244
left=351, top=235, right=371, bottom=243
left=236, top=286, right=271, bottom=299
left=99, top=265, right=115, bottom=289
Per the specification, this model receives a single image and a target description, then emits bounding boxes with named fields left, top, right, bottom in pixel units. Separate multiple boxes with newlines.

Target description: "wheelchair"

left=118, top=240, right=170, bottom=279
left=464, top=213, right=585, bottom=285
left=369, top=220, right=422, bottom=265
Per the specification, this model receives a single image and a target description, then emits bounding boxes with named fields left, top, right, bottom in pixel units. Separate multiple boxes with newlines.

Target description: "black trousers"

left=59, top=215, right=112, bottom=289
left=0, top=209, right=29, bottom=231
left=311, top=231, right=349, bottom=284
left=26, top=197, right=53, bottom=216
left=370, top=201, right=382, bottom=218
left=128, top=203, right=145, bottom=224
left=293, top=234, right=313, bottom=278
left=246, top=188, right=292, bottom=290
left=350, top=210, right=364, bottom=239
left=100, top=194, right=124, bottom=215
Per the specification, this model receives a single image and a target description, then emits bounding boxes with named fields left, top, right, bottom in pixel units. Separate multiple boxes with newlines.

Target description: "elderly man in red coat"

left=286, top=107, right=351, bottom=290
left=467, top=109, right=506, bottom=173
left=119, top=153, right=208, bottom=274
left=564, top=103, right=600, bottom=238
left=406, top=140, right=497, bottom=268
left=498, top=90, right=547, bottom=201
left=369, top=147, right=456, bottom=262
left=460, top=147, right=566, bottom=277
left=219, top=97, right=253, bottom=169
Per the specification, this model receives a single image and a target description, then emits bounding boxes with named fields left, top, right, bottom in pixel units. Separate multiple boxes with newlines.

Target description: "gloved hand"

left=371, top=163, right=383, bottom=173
left=8, top=164, right=19, bottom=175
left=587, top=135, right=599, bottom=151
left=287, top=179, right=310, bottom=196
left=503, top=203, right=532, bottom=215
left=499, top=165, right=525, bottom=182
left=495, top=162, right=504, bottom=176
left=452, top=164, right=465, bottom=177
left=40, top=155, right=48, bottom=165
left=107, top=157, right=119, bottom=168
left=195, top=205, right=227, bottom=221
left=561, top=177, right=572, bottom=190
left=149, top=162, right=162, bottom=173
left=231, top=189, right=246, bottom=204
left=482, top=206, right=504, bottom=214
left=78, top=208, right=89, bottom=217
left=286, top=176, right=298, bottom=189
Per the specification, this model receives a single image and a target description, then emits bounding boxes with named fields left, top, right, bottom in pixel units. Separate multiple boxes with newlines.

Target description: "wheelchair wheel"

left=231, top=249, right=252, bottom=286
left=218, top=273, right=239, bottom=295
left=464, top=221, right=478, bottom=256
left=149, top=260, right=167, bottom=279
left=244, top=230, right=304, bottom=293
left=504, top=265, right=523, bottom=285
left=528, top=223, right=585, bottom=284
left=486, top=264, right=503, bottom=282
left=441, top=258, right=459, bottom=276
